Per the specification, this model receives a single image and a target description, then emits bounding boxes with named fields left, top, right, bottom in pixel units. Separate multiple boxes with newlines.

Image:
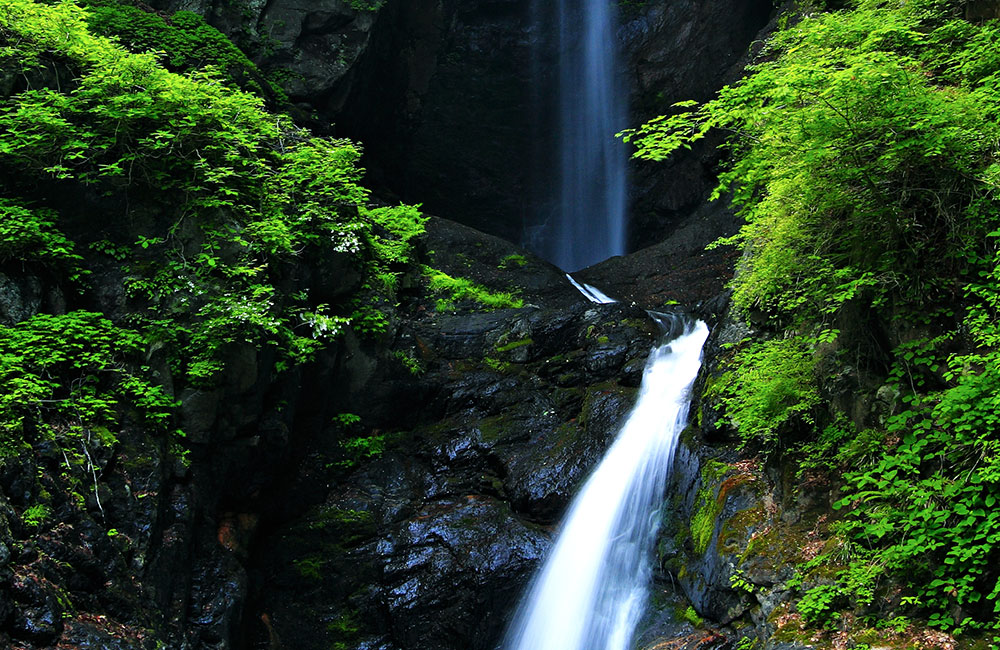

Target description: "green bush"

left=623, top=0, right=1000, bottom=324
left=0, top=311, right=176, bottom=471
left=79, top=0, right=283, bottom=99
left=0, top=198, right=85, bottom=279
left=715, top=336, right=820, bottom=452
left=0, top=0, right=424, bottom=384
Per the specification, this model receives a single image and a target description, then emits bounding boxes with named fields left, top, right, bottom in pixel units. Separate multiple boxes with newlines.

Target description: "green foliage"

left=422, top=266, right=523, bottom=311
left=623, top=0, right=1000, bottom=324
left=330, top=413, right=398, bottom=469
left=348, top=204, right=429, bottom=336
left=797, top=584, right=841, bottom=627
left=679, top=605, right=704, bottom=627
left=0, top=198, right=85, bottom=279
left=0, top=0, right=424, bottom=385
left=789, top=552, right=885, bottom=629
left=795, top=416, right=884, bottom=478
left=346, top=0, right=385, bottom=11
left=78, top=0, right=284, bottom=100
left=364, top=205, right=428, bottom=266
left=327, top=610, right=362, bottom=650
left=833, top=358, right=1000, bottom=633
left=333, top=413, right=361, bottom=428
left=714, top=337, right=821, bottom=452
left=293, top=555, right=325, bottom=580
left=21, top=503, right=50, bottom=528
left=730, top=569, right=756, bottom=594
left=337, top=433, right=392, bottom=469
left=627, top=0, right=1000, bottom=636
left=305, top=506, right=372, bottom=532
left=0, top=312, right=176, bottom=481
left=483, top=357, right=512, bottom=373
left=393, top=349, right=423, bottom=376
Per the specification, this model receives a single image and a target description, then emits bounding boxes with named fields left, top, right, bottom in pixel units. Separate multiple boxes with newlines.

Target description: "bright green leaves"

left=78, top=1, right=283, bottom=99
left=829, top=335, right=1000, bottom=633
left=712, top=336, right=821, bottom=451
left=0, top=311, right=175, bottom=459
left=625, top=0, right=1000, bottom=323
left=364, top=204, right=428, bottom=265
left=0, top=0, right=427, bottom=385
left=346, top=204, right=430, bottom=337
left=791, top=555, right=886, bottom=628
left=0, top=198, right=85, bottom=278
left=835, top=412, right=1000, bottom=632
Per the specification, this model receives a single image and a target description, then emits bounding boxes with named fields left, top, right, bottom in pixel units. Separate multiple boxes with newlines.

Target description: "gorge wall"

left=0, top=2, right=812, bottom=650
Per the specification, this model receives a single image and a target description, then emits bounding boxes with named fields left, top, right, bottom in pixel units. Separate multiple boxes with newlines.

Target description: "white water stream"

left=502, top=317, right=709, bottom=650
left=566, top=274, right=616, bottom=304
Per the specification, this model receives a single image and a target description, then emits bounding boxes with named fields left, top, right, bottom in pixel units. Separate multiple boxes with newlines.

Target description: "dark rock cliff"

left=241, top=219, right=673, bottom=650
left=146, top=0, right=773, bottom=256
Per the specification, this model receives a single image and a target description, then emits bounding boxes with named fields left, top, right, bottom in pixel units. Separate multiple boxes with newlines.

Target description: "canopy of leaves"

left=0, top=0, right=424, bottom=385
left=627, top=0, right=1000, bottom=322
left=77, top=0, right=283, bottom=100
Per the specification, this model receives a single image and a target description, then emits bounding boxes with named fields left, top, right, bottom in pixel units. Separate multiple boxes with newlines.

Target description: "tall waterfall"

left=502, top=317, right=709, bottom=650
left=532, top=0, right=629, bottom=271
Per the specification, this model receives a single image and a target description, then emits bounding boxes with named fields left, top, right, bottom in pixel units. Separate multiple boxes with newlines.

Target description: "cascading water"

left=566, top=273, right=616, bottom=304
left=502, top=316, right=709, bottom=650
left=531, top=0, right=629, bottom=271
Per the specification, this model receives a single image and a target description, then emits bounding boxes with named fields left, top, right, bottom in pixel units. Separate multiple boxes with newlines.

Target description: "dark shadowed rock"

left=577, top=199, right=740, bottom=314
left=0, top=272, right=42, bottom=325
left=243, top=221, right=683, bottom=649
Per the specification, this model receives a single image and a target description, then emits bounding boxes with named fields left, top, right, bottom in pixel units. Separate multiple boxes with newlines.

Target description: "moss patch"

left=423, top=265, right=523, bottom=311
left=690, top=459, right=731, bottom=554
left=495, top=338, right=533, bottom=353
left=475, top=414, right=518, bottom=444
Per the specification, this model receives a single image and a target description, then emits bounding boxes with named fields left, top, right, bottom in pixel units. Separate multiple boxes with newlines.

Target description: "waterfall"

left=530, top=0, right=629, bottom=271
left=502, top=316, right=709, bottom=650
left=566, top=273, right=616, bottom=304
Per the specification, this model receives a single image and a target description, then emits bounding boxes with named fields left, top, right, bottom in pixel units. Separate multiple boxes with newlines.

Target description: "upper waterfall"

left=528, top=0, right=629, bottom=271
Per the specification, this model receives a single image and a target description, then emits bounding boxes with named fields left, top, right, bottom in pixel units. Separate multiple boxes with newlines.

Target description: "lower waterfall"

left=502, top=316, right=709, bottom=650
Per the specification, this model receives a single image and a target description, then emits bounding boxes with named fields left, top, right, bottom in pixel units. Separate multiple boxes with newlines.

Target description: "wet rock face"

left=246, top=300, right=656, bottom=649
left=244, top=221, right=678, bottom=650
left=338, top=0, right=536, bottom=243
left=638, top=430, right=838, bottom=650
